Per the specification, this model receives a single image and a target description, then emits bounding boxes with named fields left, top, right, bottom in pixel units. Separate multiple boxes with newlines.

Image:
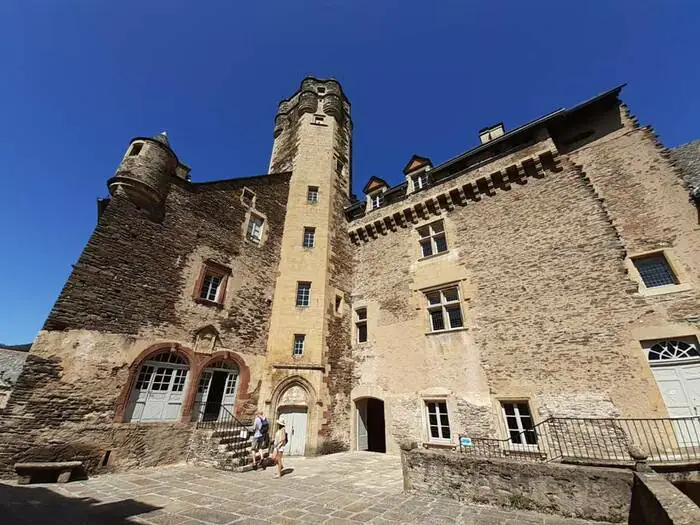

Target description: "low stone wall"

left=629, top=472, right=700, bottom=525
left=401, top=447, right=633, bottom=522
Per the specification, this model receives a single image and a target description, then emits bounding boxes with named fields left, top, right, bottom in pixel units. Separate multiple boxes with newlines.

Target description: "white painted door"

left=192, top=371, right=213, bottom=421
left=357, top=400, right=369, bottom=451
left=219, top=372, right=239, bottom=419
left=653, top=363, right=700, bottom=445
left=280, top=409, right=308, bottom=456
left=128, top=364, right=188, bottom=422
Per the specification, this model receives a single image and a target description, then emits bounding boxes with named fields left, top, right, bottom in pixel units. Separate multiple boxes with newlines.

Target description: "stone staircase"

left=188, top=427, right=262, bottom=472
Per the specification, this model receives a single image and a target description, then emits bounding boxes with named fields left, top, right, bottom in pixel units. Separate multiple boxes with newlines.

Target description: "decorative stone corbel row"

left=348, top=149, right=560, bottom=244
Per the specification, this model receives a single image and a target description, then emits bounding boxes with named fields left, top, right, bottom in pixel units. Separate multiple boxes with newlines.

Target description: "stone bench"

left=14, top=461, right=84, bottom=484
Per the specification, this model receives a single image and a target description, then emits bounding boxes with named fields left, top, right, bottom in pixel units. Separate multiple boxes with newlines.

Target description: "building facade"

left=1, top=78, right=699, bottom=475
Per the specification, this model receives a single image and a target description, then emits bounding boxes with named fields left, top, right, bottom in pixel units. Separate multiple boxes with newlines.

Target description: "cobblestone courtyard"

left=0, top=452, right=615, bottom=524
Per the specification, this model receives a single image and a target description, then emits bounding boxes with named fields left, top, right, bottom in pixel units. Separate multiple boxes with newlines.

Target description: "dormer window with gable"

left=413, top=171, right=430, bottom=191
left=370, top=191, right=384, bottom=210
left=362, top=176, right=389, bottom=213
left=403, top=155, right=433, bottom=195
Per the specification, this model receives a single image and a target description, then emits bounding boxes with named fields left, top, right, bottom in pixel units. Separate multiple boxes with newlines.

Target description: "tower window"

left=296, top=282, right=311, bottom=307
left=318, top=86, right=326, bottom=94
left=631, top=252, right=678, bottom=288
left=128, top=143, right=143, bottom=157
left=355, top=307, right=367, bottom=343
left=314, top=115, right=326, bottom=124
left=303, top=227, right=316, bottom=248
left=247, top=214, right=264, bottom=243
left=418, top=220, right=448, bottom=258
left=293, top=334, right=305, bottom=358
left=307, top=186, right=319, bottom=204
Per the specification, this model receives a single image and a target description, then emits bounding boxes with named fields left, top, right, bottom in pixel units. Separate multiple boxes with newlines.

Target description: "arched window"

left=647, top=340, right=700, bottom=361
left=193, top=360, right=240, bottom=422
left=126, top=350, right=190, bottom=422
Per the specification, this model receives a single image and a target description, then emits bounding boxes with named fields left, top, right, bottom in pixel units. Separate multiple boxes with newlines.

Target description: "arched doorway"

left=356, top=397, right=386, bottom=453
left=192, top=360, right=240, bottom=422
left=276, top=384, right=309, bottom=456
left=125, top=351, right=190, bottom=422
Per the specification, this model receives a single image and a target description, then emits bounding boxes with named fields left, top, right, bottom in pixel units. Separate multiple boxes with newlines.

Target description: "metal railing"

left=460, top=416, right=700, bottom=464
left=195, top=404, right=253, bottom=467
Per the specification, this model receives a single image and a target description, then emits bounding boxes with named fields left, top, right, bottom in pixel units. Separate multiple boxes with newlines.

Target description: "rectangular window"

left=413, top=172, right=429, bottom=190
left=425, top=286, right=463, bottom=332
left=418, top=220, right=448, bottom=258
left=241, top=188, right=255, bottom=207
left=307, top=186, right=319, bottom=204
left=501, top=402, right=537, bottom=446
left=632, top=252, right=678, bottom=288
left=247, top=214, right=264, bottom=243
left=314, top=115, right=325, bottom=124
left=296, top=282, right=311, bottom=307
left=426, top=401, right=451, bottom=441
left=371, top=192, right=384, bottom=210
left=171, top=369, right=188, bottom=392
left=303, top=227, right=316, bottom=248
left=355, top=307, right=367, bottom=343
left=129, top=142, right=143, bottom=157
left=200, top=274, right=222, bottom=302
left=293, top=334, right=305, bottom=357
left=335, top=295, right=342, bottom=313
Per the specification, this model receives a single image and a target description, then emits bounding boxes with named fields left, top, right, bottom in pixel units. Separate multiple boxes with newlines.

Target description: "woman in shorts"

left=272, top=418, right=288, bottom=478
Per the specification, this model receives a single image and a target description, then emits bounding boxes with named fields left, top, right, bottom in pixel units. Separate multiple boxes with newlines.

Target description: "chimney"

left=479, top=123, right=505, bottom=145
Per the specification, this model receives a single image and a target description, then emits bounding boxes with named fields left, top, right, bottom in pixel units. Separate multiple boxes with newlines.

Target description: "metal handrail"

left=196, top=404, right=253, bottom=467
left=460, top=416, right=700, bottom=464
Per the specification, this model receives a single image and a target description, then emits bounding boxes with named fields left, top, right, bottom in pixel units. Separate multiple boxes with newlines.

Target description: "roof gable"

left=362, top=176, right=389, bottom=194
left=403, top=155, right=432, bottom=175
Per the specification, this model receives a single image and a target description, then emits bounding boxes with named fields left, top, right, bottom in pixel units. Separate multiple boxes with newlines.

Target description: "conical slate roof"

left=152, top=131, right=170, bottom=146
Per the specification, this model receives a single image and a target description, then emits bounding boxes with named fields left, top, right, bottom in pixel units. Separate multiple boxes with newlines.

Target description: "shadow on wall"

left=0, top=483, right=160, bottom=524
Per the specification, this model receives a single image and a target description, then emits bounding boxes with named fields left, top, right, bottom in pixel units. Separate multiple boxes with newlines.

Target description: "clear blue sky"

left=1, top=1, right=699, bottom=344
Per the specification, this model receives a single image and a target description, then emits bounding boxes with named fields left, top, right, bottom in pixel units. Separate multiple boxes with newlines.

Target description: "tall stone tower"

left=263, top=77, right=354, bottom=454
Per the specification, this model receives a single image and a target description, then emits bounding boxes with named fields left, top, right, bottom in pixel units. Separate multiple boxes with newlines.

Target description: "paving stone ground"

left=0, top=452, right=615, bottom=524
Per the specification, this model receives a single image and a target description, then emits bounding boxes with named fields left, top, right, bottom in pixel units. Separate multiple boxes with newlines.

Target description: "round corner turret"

left=108, top=132, right=178, bottom=217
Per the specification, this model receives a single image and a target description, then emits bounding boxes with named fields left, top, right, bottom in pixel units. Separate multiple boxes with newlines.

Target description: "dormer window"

left=413, top=172, right=429, bottom=191
left=371, top=192, right=384, bottom=210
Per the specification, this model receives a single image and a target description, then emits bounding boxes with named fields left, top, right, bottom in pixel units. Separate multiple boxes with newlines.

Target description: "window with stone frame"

left=241, top=188, right=256, bottom=207
left=501, top=401, right=537, bottom=446
left=307, top=186, right=319, bottom=204
left=296, top=281, right=311, bottom=307
left=128, top=142, right=143, bottom=157
left=194, top=262, right=230, bottom=305
left=370, top=191, right=384, bottom=210
left=631, top=252, right=679, bottom=288
left=355, top=307, right=367, bottom=343
left=293, top=334, right=305, bottom=358
left=303, top=227, right=316, bottom=248
left=412, top=171, right=430, bottom=191
left=425, top=401, right=451, bottom=442
left=247, top=214, right=264, bottom=243
left=418, top=220, right=448, bottom=258
left=425, top=286, right=463, bottom=332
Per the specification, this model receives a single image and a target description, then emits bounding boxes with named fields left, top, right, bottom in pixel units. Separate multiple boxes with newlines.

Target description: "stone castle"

left=1, top=77, right=700, bottom=475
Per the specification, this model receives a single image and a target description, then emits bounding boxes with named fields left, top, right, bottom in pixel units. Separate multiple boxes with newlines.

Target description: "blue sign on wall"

left=459, top=436, right=473, bottom=447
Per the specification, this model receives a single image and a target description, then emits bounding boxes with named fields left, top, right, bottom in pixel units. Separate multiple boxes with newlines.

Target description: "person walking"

left=272, top=418, right=288, bottom=478
left=250, top=410, right=269, bottom=468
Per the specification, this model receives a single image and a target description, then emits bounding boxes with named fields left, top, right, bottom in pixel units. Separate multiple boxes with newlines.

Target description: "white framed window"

left=296, top=281, right=311, bottom=307
left=355, top=307, right=367, bottom=343
left=413, top=172, right=429, bottom=191
left=418, top=220, right=448, bottom=258
left=200, top=274, right=222, bottom=302
left=307, top=186, right=319, bottom=204
left=303, top=227, right=316, bottom=248
left=631, top=252, right=678, bottom=288
left=241, top=188, right=255, bottom=207
left=293, top=334, right=305, bottom=358
left=247, top=214, right=264, bottom=243
left=425, top=401, right=451, bottom=442
left=224, top=373, right=238, bottom=395
left=425, top=286, right=463, bottom=332
left=644, top=338, right=700, bottom=362
left=128, top=142, right=143, bottom=157
left=501, top=402, right=537, bottom=446
left=370, top=192, right=384, bottom=210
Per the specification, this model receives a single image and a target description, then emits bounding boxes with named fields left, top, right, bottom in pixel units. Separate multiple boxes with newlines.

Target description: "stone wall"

left=628, top=471, right=700, bottom=525
left=401, top=447, right=633, bottom=523
left=0, top=173, right=290, bottom=477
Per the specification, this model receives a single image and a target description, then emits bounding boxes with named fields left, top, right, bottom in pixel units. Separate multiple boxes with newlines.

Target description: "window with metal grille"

left=200, top=274, right=222, bottom=302
left=426, top=401, right=451, bottom=441
left=418, top=220, right=448, bottom=258
left=307, top=186, right=319, bottom=204
left=247, top=214, right=264, bottom=243
left=355, top=308, right=367, bottom=343
left=303, top=227, right=316, bottom=248
left=632, top=253, right=678, bottom=288
left=425, top=286, right=463, bottom=332
left=296, top=282, right=311, bottom=307
left=501, top=402, right=537, bottom=446
left=293, top=334, right=305, bottom=357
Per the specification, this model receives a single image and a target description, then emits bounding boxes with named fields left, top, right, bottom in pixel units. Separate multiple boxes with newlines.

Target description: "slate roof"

left=0, top=346, right=29, bottom=389
left=671, top=140, right=700, bottom=195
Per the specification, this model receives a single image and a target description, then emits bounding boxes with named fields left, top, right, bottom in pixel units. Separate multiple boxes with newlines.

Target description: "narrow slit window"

left=355, top=307, right=367, bottom=343
left=293, top=334, right=305, bottom=358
